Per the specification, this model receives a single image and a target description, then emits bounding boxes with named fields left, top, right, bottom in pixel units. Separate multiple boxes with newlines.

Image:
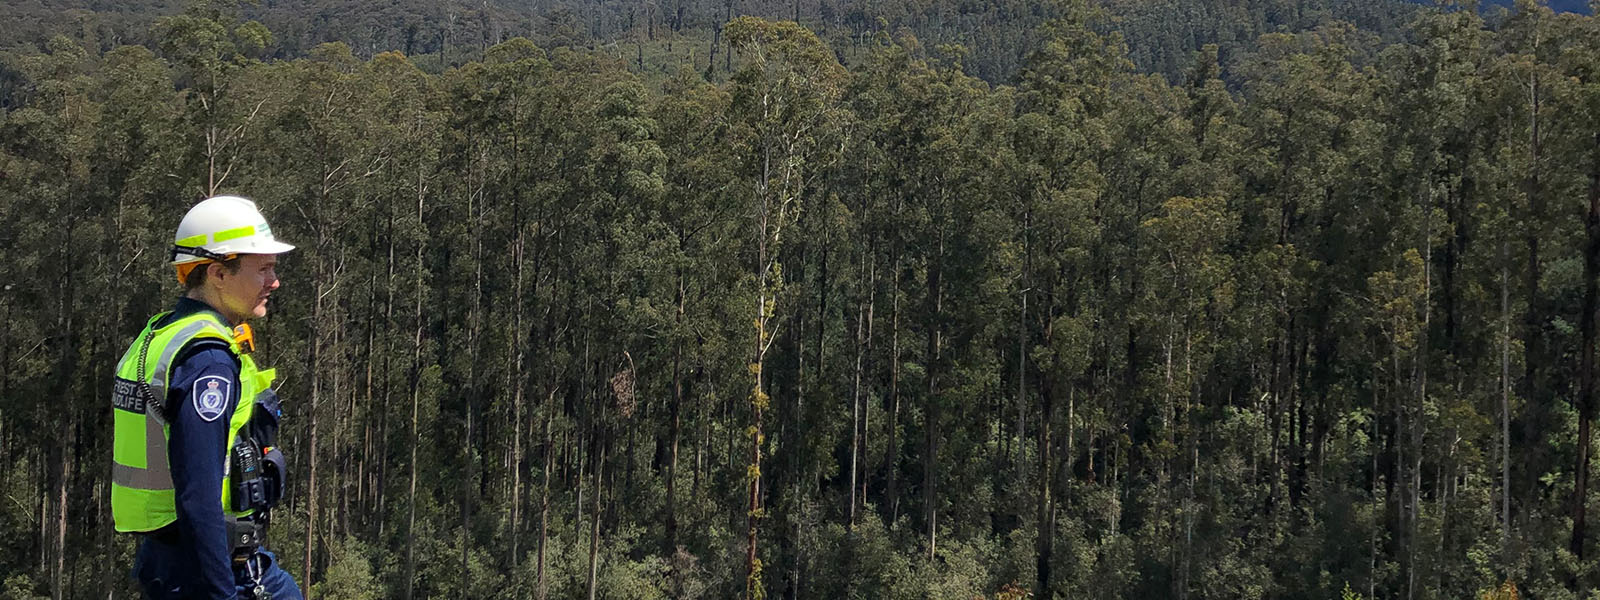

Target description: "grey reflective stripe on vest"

left=111, top=318, right=233, bottom=491
left=113, top=452, right=173, bottom=490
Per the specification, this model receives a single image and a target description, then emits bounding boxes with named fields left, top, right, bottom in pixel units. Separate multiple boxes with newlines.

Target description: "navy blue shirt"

left=158, top=297, right=242, bottom=599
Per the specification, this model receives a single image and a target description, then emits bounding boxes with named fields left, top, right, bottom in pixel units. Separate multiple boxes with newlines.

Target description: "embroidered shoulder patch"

left=192, top=375, right=231, bottom=422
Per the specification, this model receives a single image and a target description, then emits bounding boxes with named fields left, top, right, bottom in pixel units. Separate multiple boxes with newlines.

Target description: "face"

left=210, top=254, right=280, bottom=323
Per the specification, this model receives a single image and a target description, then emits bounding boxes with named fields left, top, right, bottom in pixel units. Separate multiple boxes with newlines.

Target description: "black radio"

left=231, top=438, right=268, bottom=512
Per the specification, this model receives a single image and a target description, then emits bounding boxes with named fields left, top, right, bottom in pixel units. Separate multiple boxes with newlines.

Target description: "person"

left=111, top=195, right=303, bottom=599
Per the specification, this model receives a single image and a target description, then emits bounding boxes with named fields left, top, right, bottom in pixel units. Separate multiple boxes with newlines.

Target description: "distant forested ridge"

left=5, top=0, right=1600, bottom=599
left=3, top=0, right=1588, bottom=86
left=1448, top=0, right=1591, bottom=14
left=0, top=0, right=1469, bottom=82
left=13, top=0, right=1593, bottom=86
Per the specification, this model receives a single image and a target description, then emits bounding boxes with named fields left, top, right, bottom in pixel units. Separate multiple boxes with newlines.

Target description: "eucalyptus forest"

left=3, top=0, right=1600, bottom=598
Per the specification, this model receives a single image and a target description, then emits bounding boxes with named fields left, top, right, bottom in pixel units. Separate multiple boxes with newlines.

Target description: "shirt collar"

left=171, top=296, right=231, bottom=327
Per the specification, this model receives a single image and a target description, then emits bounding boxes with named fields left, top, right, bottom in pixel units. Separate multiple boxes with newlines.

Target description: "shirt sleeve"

left=166, top=342, right=241, bottom=600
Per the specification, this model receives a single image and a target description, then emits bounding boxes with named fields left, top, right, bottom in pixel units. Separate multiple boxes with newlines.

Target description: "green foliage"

left=312, top=539, right=382, bottom=600
left=0, top=575, right=45, bottom=600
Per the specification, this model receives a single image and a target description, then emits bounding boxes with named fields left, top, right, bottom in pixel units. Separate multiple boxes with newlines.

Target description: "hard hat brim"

left=170, top=240, right=296, bottom=265
left=251, top=240, right=296, bottom=255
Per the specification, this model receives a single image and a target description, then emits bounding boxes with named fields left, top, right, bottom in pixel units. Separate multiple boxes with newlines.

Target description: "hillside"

left=0, top=0, right=1446, bottom=82
left=26, top=0, right=1591, bottom=84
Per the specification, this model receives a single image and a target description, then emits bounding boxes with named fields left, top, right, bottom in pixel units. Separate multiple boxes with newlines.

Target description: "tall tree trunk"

left=1572, top=132, right=1600, bottom=560
left=575, top=334, right=591, bottom=542
left=859, top=250, right=875, bottom=519
left=538, top=389, right=554, bottom=600
left=706, top=21, right=721, bottom=80
left=461, top=174, right=486, bottom=598
left=1017, top=204, right=1031, bottom=476
left=1408, top=186, right=1433, bottom=600
left=52, top=429, right=69, bottom=600
left=747, top=269, right=770, bottom=599
left=506, top=93, right=528, bottom=575
left=510, top=224, right=526, bottom=570
left=667, top=270, right=685, bottom=556
left=1370, top=382, right=1381, bottom=600
left=722, top=0, right=733, bottom=72
left=360, top=266, right=377, bottom=533
left=1035, top=373, right=1054, bottom=598
left=1523, top=73, right=1544, bottom=435
left=1388, top=331, right=1405, bottom=594
left=1501, top=240, right=1512, bottom=555
left=587, top=441, right=607, bottom=600
left=403, top=300, right=423, bottom=600
left=304, top=272, right=324, bottom=597
left=1163, top=330, right=1177, bottom=597
left=403, top=174, right=428, bottom=600
left=376, top=208, right=399, bottom=541
left=924, top=224, right=944, bottom=560
left=849, top=247, right=873, bottom=527
left=883, top=247, right=902, bottom=527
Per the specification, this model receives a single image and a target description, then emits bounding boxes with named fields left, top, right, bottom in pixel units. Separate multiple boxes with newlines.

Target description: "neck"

left=184, top=290, right=240, bottom=326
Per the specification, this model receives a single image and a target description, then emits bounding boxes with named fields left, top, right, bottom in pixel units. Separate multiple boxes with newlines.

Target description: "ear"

left=207, top=261, right=230, bottom=284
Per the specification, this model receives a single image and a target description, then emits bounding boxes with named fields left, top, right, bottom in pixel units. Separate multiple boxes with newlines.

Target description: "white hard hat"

left=171, top=195, right=296, bottom=264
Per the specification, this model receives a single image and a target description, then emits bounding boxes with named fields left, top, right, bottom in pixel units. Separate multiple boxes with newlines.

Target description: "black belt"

left=142, top=524, right=183, bottom=545
left=228, top=518, right=267, bottom=556
left=140, top=518, right=264, bottom=554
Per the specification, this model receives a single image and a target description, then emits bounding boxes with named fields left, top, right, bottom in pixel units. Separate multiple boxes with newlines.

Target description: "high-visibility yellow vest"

left=110, top=310, right=276, bottom=532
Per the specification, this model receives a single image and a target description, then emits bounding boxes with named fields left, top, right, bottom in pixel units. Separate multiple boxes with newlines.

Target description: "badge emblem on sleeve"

left=194, top=376, right=231, bottom=422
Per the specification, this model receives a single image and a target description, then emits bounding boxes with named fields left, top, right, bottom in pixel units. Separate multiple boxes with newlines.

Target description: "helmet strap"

left=172, top=244, right=232, bottom=263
